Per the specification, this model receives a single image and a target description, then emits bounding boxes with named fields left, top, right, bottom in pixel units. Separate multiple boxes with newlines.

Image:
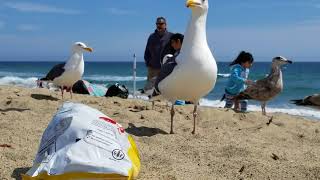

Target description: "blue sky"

left=0, top=0, right=320, bottom=61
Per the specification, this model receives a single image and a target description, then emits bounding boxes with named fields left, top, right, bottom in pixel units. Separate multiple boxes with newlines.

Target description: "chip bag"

left=23, top=102, right=140, bottom=179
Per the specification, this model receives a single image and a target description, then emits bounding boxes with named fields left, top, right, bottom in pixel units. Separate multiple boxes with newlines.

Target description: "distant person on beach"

left=223, top=51, right=254, bottom=112
left=143, top=17, right=173, bottom=92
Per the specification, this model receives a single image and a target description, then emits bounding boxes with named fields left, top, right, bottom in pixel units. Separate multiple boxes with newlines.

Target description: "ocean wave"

left=217, top=73, right=230, bottom=78
left=199, top=98, right=320, bottom=120
left=0, top=76, right=38, bottom=88
left=84, top=75, right=147, bottom=82
left=0, top=71, right=44, bottom=77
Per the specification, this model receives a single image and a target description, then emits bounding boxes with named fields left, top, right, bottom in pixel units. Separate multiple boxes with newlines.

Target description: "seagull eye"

left=77, top=44, right=82, bottom=47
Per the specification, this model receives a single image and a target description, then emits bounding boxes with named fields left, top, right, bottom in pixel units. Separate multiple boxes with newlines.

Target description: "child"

left=155, top=33, right=184, bottom=93
left=224, top=51, right=254, bottom=112
left=161, top=33, right=184, bottom=65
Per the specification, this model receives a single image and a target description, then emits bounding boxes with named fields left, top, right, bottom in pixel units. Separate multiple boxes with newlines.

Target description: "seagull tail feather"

left=220, top=94, right=226, bottom=102
left=290, top=99, right=310, bottom=106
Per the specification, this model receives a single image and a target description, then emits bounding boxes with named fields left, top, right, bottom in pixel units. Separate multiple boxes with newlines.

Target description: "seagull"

left=155, top=0, right=217, bottom=134
left=41, top=42, right=93, bottom=99
left=235, top=56, right=292, bottom=115
left=291, top=94, right=320, bottom=107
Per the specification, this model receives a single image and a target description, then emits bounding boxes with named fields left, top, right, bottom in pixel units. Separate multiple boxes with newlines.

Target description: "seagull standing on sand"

left=291, top=94, right=320, bottom=107
left=235, top=56, right=292, bottom=115
left=156, top=0, right=217, bottom=134
left=41, top=42, right=93, bottom=99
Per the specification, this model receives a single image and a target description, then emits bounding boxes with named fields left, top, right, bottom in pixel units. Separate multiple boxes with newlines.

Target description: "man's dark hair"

left=170, top=33, right=184, bottom=44
left=156, top=17, right=167, bottom=24
left=229, top=51, right=254, bottom=66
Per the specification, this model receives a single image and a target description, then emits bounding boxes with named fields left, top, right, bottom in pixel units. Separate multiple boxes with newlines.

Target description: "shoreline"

left=0, top=85, right=320, bottom=179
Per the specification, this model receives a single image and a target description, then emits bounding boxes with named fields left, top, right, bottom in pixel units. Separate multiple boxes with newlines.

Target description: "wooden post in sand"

left=133, top=53, right=137, bottom=98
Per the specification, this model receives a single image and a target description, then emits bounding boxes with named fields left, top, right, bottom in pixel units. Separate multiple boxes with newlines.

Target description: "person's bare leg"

left=192, top=104, right=198, bottom=134
left=234, top=100, right=240, bottom=111
left=170, top=104, right=175, bottom=134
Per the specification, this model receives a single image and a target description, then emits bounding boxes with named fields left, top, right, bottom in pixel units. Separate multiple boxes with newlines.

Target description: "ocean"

left=0, top=61, right=319, bottom=119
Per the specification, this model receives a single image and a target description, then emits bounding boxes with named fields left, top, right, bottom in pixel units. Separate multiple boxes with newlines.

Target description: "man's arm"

left=144, top=36, right=151, bottom=67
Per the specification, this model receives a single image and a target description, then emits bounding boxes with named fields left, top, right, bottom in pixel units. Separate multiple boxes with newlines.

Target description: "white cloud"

left=106, top=8, right=136, bottom=15
left=17, top=24, right=39, bottom=31
left=4, top=2, right=81, bottom=14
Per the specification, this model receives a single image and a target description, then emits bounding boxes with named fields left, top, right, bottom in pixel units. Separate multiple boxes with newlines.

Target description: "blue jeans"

left=224, top=93, right=248, bottom=112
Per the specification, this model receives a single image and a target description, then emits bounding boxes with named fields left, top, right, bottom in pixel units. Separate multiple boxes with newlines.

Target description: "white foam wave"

left=84, top=75, right=147, bottom=82
left=218, top=73, right=230, bottom=78
left=0, top=71, right=44, bottom=77
left=200, top=98, right=320, bottom=120
left=0, top=76, right=38, bottom=88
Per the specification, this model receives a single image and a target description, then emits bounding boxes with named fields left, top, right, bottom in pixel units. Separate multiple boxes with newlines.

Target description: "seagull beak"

left=186, top=0, right=200, bottom=8
left=287, top=60, right=293, bottom=64
left=83, top=47, right=93, bottom=52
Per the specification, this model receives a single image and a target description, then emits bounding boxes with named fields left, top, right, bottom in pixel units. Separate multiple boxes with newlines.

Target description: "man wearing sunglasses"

left=143, top=17, right=173, bottom=92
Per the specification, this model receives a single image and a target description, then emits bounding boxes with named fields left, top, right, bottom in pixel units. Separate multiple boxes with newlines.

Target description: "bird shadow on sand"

left=31, top=94, right=59, bottom=101
left=11, top=167, right=31, bottom=180
left=0, top=108, right=30, bottom=112
left=125, top=123, right=168, bottom=137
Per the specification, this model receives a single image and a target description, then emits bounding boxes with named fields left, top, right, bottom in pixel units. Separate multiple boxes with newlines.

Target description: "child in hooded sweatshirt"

left=224, top=51, right=254, bottom=112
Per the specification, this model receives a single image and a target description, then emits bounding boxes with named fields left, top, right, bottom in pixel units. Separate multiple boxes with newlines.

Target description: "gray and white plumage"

left=291, top=94, right=320, bottom=106
left=236, top=56, right=292, bottom=115
left=41, top=42, right=93, bottom=99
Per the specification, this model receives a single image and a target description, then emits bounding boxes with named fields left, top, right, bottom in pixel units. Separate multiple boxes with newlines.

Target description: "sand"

left=0, top=85, right=319, bottom=180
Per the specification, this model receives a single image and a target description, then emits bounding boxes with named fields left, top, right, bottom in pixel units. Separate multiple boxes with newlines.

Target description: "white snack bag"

left=23, top=102, right=140, bottom=180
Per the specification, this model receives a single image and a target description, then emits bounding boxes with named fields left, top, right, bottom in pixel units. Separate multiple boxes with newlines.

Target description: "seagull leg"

left=191, top=104, right=198, bottom=134
left=170, top=104, right=175, bottom=134
left=70, top=88, right=73, bottom=99
left=261, top=102, right=266, bottom=115
left=60, top=87, right=64, bottom=100
left=152, top=101, right=155, bottom=110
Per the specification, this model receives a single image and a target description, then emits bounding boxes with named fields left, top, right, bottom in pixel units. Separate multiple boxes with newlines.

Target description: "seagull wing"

left=41, top=63, right=66, bottom=81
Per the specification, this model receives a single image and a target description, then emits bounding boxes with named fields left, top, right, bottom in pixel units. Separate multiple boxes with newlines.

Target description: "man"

left=143, top=17, right=173, bottom=92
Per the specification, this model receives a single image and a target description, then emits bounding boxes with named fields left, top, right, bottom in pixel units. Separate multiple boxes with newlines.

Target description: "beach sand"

left=0, top=85, right=319, bottom=180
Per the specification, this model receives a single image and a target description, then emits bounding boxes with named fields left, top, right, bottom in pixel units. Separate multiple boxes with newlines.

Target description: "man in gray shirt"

left=143, top=17, right=173, bottom=91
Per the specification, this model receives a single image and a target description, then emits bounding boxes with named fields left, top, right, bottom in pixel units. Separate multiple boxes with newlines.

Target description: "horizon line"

left=0, top=60, right=320, bottom=63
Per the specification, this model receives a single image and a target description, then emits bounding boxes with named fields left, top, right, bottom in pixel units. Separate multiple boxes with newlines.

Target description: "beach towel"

left=72, top=80, right=107, bottom=97
left=23, top=102, right=140, bottom=180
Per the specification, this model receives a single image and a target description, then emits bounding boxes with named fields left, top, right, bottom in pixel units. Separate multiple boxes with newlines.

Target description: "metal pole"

left=133, top=53, right=137, bottom=98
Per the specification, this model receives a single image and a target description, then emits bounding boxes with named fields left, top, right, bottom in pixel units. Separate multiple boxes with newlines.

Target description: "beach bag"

left=23, top=102, right=140, bottom=180
left=105, top=83, right=129, bottom=99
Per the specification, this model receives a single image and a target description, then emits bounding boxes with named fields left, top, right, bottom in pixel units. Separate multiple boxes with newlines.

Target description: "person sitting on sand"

left=223, top=51, right=254, bottom=112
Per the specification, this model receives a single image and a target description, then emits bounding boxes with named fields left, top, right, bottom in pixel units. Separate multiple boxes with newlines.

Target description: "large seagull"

left=41, top=42, right=93, bottom=99
left=155, top=0, right=217, bottom=134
